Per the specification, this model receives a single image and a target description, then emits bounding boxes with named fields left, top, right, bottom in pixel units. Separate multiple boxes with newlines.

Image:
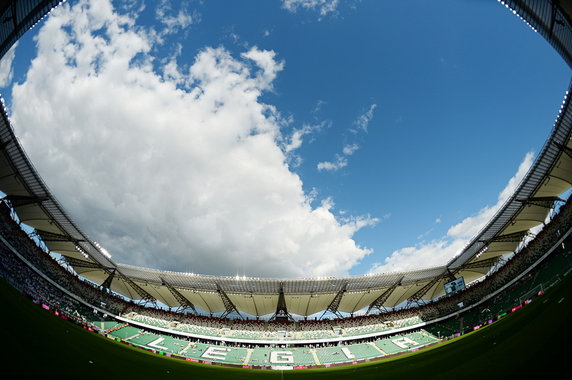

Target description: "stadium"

left=1, top=0, right=572, bottom=378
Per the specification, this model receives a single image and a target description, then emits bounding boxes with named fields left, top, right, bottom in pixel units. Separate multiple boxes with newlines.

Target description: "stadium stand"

left=1, top=193, right=571, bottom=367
left=1, top=0, right=572, bottom=371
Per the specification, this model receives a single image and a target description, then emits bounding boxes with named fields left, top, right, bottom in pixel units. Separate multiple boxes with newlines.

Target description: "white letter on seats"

left=392, top=337, right=418, bottom=349
left=202, top=346, right=229, bottom=361
left=341, top=347, right=355, bottom=359
left=270, top=351, right=294, bottom=364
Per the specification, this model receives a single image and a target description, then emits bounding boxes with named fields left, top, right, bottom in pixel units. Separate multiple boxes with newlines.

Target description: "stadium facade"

left=0, top=0, right=571, bottom=320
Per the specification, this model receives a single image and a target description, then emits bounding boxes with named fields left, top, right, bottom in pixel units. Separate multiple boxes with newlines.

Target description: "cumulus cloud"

left=317, top=143, right=359, bottom=172
left=282, top=121, right=328, bottom=169
left=369, top=152, right=535, bottom=274
left=0, top=42, right=17, bottom=88
left=342, top=143, right=359, bottom=156
left=446, top=152, right=534, bottom=239
left=317, top=104, right=376, bottom=172
left=284, top=124, right=314, bottom=153
left=317, top=154, right=348, bottom=171
left=11, top=0, right=375, bottom=278
left=282, top=100, right=331, bottom=167
left=155, top=0, right=198, bottom=35
left=282, top=0, right=339, bottom=19
left=352, top=103, right=377, bottom=133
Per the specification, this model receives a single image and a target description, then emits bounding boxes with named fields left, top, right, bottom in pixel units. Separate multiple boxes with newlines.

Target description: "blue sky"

left=0, top=0, right=569, bottom=278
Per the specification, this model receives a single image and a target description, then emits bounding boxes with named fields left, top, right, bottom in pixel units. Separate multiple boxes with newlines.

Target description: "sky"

left=0, top=0, right=570, bottom=279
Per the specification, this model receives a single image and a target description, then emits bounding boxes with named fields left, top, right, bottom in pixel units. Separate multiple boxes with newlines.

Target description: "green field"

left=1, top=274, right=570, bottom=379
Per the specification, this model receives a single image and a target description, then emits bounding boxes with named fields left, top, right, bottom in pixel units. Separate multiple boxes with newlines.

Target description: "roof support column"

left=101, top=268, right=117, bottom=291
left=117, top=271, right=156, bottom=306
left=366, top=276, right=403, bottom=315
left=269, top=283, right=293, bottom=321
left=217, top=283, right=242, bottom=319
left=161, top=277, right=197, bottom=314
left=320, top=282, right=347, bottom=319
left=406, top=274, right=445, bottom=307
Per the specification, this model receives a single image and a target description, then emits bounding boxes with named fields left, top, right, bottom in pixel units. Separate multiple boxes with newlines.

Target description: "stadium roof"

left=0, top=0, right=571, bottom=317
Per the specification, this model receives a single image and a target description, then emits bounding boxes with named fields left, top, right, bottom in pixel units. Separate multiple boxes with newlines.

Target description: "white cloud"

left=282, top=101, right=331, bottom=167
left=11, top=0, right=374, bottom=278
left=369, top=152, right=535, bottom=274
left=161, top=44, right=186, bottom=85
left=313, top=99, right=327, bottom=114
left=447, top=152, right=534, bottom=239
left=370, top=238, right=469, bottom=274
left=155, top=0, right=198, bottom=35
left=317, top=104, right=376, bottom=172
left=284, top=125, right=310, bottom=153
left=241, top=47, right=284, bottom=91
left=316, top=143, right=359, bottom=172
left=342, top=143, right=359, bottom=155
left=282, top=0, right=340, bottom=19
left=352, top=103, right=377, bottom=133
left=317, top=154, right=347, bottom=171
left=0, top=42, right=17, bottom=88
left=283, top=121, right=327, bottom=154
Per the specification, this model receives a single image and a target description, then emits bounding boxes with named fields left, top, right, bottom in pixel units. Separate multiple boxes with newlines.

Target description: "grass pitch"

left=1, top=273, right=570, bottom=379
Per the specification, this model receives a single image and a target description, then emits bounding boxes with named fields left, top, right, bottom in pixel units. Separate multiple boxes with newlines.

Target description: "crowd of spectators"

left=414, top=199, right=572, bottom=322
left=0, top=196, right=571, bottom=345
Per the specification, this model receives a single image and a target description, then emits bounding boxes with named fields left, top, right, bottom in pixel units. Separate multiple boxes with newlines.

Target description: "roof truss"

left=161, top=277, right=197, bottom=314
left=217, top=284, right=242, bottom=319
left=320, top=282, right=347, bottom=319
left=269, top=283, right=294, bottom=321
left=367, top=276, right=403, bottom=314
